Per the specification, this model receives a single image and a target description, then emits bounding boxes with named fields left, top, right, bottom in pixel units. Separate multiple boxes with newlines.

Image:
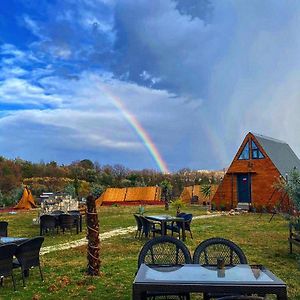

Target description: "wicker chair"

left=40, top=215, right=57, bottom=235
left=0, top=243, right=18, bottom=290
left=137, top=236, right=192, bottom=300
left=140, top=216, right=162, bottom=238
left=0, top=221, right=8, bottom=237
left=13, top=236, right=44, bottom=286
left=193, top=237, right=248, bottom=300
left=166, top=213, right=193, bottom=239
left=59, top=214, right=79, bottom=234
left=133, top=214, right=143, bottom=238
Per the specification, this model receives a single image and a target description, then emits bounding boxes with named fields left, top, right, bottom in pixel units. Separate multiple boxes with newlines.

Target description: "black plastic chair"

left=0, top=243, right=17, bottom=290
left=40, top=215, right=57, bottom=235
left=140, top=216, right=162, bottom=238
left=13, top=236, right=44, bottom=286
left=193, top=237, right=248, bottom=300
left=0, top=221, right=8, bottom=237
left=134, top=214, right=143, bottom=238
left=138, top=236, right=192, bottom=299
left=59, top=214, right=79, bottom=234
left=167, top=213, right=193, bottom=239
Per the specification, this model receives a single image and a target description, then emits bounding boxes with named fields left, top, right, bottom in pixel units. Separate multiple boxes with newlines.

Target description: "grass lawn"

left=0, top=205, right=299, bottom=300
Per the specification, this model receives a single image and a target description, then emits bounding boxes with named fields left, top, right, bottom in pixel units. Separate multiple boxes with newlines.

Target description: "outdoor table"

left=145, top=215, right=186, bottom=240
left=132, top=264, right=287, bottom=300
left=0, top=237, right=29, bottom=245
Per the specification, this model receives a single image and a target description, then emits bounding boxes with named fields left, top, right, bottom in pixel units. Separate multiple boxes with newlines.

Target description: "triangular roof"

left=252, top=132, right=300, bottom=176
left=14, top=187, right=37, bottom=209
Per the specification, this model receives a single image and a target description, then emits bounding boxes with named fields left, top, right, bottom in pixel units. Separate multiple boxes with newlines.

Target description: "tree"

left=160, top=180, right=173, bottom=210
left=201, top=184, right=212, bottom=204
left=86, top=195, right=100, bottom=276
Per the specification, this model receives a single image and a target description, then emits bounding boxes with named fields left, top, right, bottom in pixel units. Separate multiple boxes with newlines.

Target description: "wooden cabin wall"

left=212, top=151, right=285, bottom=211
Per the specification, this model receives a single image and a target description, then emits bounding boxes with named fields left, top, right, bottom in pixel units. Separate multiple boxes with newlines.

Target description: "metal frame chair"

left=59, top=214, right=79, bottom=234
left=193, top=237, right=248, bottom=300
left=140, top=216, right=162, bottom=238
left=133, top=214, right=143, bottom=238
left=0, top=243, right=17, bottom=290
left=0, top=221, right=8, bottom=237
left=167, top=213, right=193, bottom=239
left=13, top=236, right=44, bottom=286
left=193, top=237, right=248, bottom=266
left=40, top=214, right=57, bottom=235
left=137, top=236, right=192, bottom=300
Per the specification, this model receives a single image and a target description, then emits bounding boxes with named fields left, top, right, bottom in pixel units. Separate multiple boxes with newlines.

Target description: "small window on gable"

left=251, top=140, right=264, bottom=159
left=238, top=141, right=250, bottom=160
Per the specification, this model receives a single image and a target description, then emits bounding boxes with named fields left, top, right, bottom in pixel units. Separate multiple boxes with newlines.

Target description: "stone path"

left=40, top=213, right=222, bottom=256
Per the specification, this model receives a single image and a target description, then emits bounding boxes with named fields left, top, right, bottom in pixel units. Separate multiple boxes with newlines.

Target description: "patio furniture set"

left=133, top=236, right=288, bottom=300
left=134, top=213, right=193, bottom=241
left=0, top=222, right=44, bottom=290
left=39, top=210, right=83, bottom=235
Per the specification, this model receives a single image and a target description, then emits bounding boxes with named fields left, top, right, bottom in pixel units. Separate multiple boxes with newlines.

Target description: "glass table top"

left=0, top=237, right=28, bottom=244
left=145, top=215, right=183, bottom=221
left=136, top=264, right=284, bottom=285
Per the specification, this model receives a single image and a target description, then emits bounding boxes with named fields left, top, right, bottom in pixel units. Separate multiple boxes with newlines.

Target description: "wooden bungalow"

left=212, top=132, right=300, bottom=211
left=96, top=186, right=162, bottom=206
left=180, top=184, right=219, bottom=205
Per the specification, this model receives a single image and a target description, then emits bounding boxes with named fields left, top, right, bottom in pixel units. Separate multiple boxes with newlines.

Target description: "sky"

left=1, top=0, right=300, bottom=173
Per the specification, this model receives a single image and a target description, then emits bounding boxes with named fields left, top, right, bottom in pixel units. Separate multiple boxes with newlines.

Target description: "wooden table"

left=132, top=264, right=288, bottom=300
left=145, top=215, right=186, bottom=240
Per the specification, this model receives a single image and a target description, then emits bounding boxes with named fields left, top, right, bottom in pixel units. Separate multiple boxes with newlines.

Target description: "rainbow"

left=100, top=85, right=170, bottom=173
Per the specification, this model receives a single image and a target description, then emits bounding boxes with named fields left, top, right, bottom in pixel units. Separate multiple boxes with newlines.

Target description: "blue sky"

left=1, top=0, right=300, bottom=172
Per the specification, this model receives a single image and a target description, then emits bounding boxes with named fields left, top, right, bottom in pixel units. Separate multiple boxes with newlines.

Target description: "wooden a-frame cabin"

left=212, top=132, right=300, bottom=211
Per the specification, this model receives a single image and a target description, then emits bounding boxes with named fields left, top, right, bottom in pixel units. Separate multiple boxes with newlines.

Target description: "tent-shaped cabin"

left=212, top=132, right=300, bottom=211
left=96, top=186, right=162, bottom=206
left=14, top=187, right=37, bottom=209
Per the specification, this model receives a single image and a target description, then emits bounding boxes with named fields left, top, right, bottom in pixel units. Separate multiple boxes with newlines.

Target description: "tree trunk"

left=86, top=195, right=100, bottom=276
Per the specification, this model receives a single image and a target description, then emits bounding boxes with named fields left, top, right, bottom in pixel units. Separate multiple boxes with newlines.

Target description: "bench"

left=289, top=223, right=300, bottom=254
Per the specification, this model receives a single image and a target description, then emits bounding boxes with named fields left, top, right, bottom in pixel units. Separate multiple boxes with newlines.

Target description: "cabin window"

left=238, top=141, right=250, bottom=160
left=251, top=140, right=264, bottom=159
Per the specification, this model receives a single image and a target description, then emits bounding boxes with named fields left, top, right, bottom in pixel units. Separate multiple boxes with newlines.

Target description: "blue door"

left=237, top=174, right=251, bottom=203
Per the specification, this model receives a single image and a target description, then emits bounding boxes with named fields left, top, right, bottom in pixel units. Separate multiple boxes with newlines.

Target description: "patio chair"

left=140, top=216, right=162, bottom=238
left=0, top=221, right=8, bottom=237
left=59, top=214, right=79, bottom=234
left=40, top=214, right=57, bottom=235
left=50, top=210, right=65, bottom=215
left=137, top=235, right=192, bottom=299
left=13, top=236, right=44, bottom=286
left=0, top=243, right=18, bottom=290
left=166, top=213, right=193, bottom=239
left=133, top=214, right=143, bottom=238
left=193, top=237, right=248, bottom=300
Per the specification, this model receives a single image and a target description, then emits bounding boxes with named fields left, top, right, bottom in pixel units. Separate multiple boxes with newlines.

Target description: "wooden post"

left=86, top=195, right=100, bottom=276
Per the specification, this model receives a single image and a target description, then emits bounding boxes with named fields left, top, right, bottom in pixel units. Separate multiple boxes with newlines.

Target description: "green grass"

left=0, top=206, right=299, bottom=300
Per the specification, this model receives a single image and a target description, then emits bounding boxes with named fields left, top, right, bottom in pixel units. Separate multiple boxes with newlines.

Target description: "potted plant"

left=171, top=198, right=185, bottom=215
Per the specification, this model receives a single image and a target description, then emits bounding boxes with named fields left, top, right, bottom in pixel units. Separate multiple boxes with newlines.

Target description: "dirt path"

left=40, top=213, right=222, bottom=255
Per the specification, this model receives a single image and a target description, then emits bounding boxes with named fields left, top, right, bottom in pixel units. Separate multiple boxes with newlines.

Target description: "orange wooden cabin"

left=212, top=132, right=300, bottom=211
left=180, top=185, right=219, bottom=205
left=96, top=186, right=162, bottom=206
